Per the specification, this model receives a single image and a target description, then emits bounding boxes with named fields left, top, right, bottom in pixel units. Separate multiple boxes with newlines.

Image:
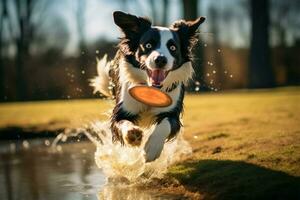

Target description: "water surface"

left=0, top=138, right=183, bottom=200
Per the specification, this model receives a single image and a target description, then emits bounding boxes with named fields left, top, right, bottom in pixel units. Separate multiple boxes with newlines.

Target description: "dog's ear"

left=113, top=11, right=151, bottom=37
left=187, top=17, right=206, bottom=36
left=171, top=17, right=205, bottom=39
left=171, top=17, right=205, bottom=60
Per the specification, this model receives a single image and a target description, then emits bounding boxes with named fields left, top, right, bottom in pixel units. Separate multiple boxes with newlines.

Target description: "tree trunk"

left=76, top=0, right=88, bottom=97
left=161, top=0, right=169, bottom=26
left=0, top=13, right=4, bottom=101
left=15, top=1, right=27, bottom=101
left=0, top=0, right=7, bottom=101
left=249, top=0, right=274, bottom=88
left=209, top=6, right=225, bottom=88
left=182, top=0, right=198, bottom=20
left=182, top=0, right=206, bottom=91
left=16, top=37, right=27, bottom=101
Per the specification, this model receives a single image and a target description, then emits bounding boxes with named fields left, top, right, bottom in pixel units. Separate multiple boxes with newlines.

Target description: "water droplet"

left=82, top=149, right=87, bottom=154
left=195, top=81, right=200, bottom=86
left=218, top=49, right=221, bottom=52
left=195, top=86, right=200, bottom=91
left=56, top=145, right=62, bottom=152
left=210, top=79, right=214, bottom=84
left=10, top=143, right=16, bottom=153
left=44, top=140, right=50, bottom=146
left=193, top=135, right=198, bottom=139
left=96, top=50, right=99, bottom=54
left=230, top=74, right=233, bottom=78
left=81, top=70, right=85, bottom=74
left=67, top=95, right=71, bottom=99
left=22, top=140, right=30, bottom=149
left=61, top=134, right=68, bottom=142
left=206, top=73, right=210, bottom=77
left=213, top=70, right=216, bottom=74
left=204, top=44, right=207, bottom=47
left=224, top=70, right=228, bottom=74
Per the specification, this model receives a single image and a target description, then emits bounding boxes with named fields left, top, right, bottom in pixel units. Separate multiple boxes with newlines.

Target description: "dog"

left=91, top=11, right=205, bottom=162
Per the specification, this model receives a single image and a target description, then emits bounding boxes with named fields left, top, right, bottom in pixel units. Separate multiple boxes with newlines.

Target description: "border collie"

left=91, top=11, right=205, bottom=162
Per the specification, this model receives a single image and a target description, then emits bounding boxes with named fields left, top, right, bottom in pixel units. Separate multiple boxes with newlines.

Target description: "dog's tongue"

left=150, top=69, right=166, bottom=86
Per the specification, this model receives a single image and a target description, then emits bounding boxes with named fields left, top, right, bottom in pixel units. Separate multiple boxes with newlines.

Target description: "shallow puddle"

left=0, top=138, right=184, bottom=200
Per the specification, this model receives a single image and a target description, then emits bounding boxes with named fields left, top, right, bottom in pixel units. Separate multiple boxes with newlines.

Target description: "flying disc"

left=129, top=85, right=172, bottom=107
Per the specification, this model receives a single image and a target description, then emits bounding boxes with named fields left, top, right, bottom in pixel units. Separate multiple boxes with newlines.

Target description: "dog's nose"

left=154, top=55, right=167, bottom=68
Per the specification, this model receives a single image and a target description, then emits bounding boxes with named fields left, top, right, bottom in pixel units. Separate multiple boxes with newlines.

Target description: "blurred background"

left=0, top=0, right=299, bottom=102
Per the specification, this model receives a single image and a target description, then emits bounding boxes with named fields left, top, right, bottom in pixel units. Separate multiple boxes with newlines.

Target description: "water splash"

left=81, top=121, right=192, bottom=182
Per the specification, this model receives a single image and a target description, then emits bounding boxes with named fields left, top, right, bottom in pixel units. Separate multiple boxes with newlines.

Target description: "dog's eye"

left=169, top=45, right=176, bottom=51
left=145, top=43, right=152, bottom=49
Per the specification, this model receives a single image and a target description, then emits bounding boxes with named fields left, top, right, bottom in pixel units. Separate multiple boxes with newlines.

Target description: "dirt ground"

left=0, top=87, right=299, bottom=199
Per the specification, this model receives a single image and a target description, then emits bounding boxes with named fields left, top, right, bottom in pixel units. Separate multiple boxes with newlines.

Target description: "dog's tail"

left=89, top=54, right=112, bottom=97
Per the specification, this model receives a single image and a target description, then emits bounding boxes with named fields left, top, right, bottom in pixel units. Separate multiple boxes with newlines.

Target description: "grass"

left=0, top=87, right=300, bottom=199
left=0, top=99, right=111, bottom=130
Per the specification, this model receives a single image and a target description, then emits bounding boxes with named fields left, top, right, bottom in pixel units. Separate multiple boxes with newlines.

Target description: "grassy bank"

left=0, top=87, right=299, bottom=199
left=168, top=87, right=300, bottom=199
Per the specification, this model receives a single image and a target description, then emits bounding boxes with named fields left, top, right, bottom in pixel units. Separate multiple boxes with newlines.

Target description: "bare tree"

left=271, top=0, right=300, bottom=85
left=208, top=5, right=225, bottom=87
left=249, top=0, right=274, bottom=88
left=3, top=0, right=52, bottom=100
left=149, top=0, right=158, bottom=24
left=74, top=0, right=88, bottom=95
left=0, top=0, right=8, bottom=100
left=75, top=0, right=86, bottom=53
left=181, top=0, right=206, bottom=91
left=161, top=0, right=169, bottom=26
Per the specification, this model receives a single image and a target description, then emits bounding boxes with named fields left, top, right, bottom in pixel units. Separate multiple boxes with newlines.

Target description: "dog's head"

left=113, top=11, right=205, bottom=89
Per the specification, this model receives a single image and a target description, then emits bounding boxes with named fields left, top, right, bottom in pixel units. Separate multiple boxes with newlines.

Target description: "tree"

left=74, top=0, right=88, bottom=97
left=208, top=5, right=225, bottom=88
left=4, top=0, right=51, bottom=101
left=249, top=0, right=274, bottom=88
left=161, top=0, right=169, bottom=26
left=181, top=0, right=206, bottom=91
left=271, top=0, right=300, bottom=85
left=0, top=0, right=8, bottom=100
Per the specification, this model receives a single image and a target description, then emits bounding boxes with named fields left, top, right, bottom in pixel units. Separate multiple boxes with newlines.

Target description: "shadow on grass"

left=168, top=160, right=300, bottom=200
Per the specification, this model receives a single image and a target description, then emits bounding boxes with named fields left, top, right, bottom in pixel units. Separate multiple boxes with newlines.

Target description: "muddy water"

left=0, top=139, right=180, bottom=200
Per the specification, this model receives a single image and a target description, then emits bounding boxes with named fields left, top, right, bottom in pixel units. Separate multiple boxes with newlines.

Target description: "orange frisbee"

left=129, top=85, right=172, bottom=107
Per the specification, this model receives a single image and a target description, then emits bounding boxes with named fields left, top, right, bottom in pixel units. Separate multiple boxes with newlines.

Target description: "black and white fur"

left=91, top=11, right=205, bottom=162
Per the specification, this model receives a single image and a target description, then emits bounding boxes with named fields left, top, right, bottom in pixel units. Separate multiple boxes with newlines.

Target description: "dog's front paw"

left=125, top=127, right=143, bottom=146
left=144, top=135, right=165, bottom=162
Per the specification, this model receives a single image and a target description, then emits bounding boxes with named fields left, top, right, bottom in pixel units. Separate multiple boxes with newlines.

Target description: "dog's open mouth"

left=146, top=69, right=169, bottom=88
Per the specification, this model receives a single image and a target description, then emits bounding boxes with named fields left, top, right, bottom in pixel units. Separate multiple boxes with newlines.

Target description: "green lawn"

left=0, top=87, right=299, bottom=199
